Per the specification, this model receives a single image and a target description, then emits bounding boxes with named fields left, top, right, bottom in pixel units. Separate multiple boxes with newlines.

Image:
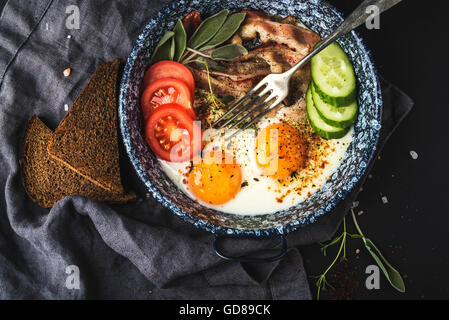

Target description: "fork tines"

left=211, top=82, right=279, bottom=140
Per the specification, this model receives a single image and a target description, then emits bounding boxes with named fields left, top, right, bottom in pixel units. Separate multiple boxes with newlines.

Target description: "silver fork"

left=212, top=0, right=402, bottom=140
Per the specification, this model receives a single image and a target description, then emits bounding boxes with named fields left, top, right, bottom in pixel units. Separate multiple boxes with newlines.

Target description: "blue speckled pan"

left=118, top=0, right=382, bottom=237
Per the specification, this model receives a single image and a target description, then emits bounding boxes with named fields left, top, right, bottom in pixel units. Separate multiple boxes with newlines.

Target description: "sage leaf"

left=210, top=44, right=248, bottom=61
left=150, top=31, right=175, bottom=64
left=173, top=19, right=187, bottom=61
left=200, top=12, right=246, bottom=51
left=169, top=36, right=175, bottom=61
left=188, top=9, right=229, bottom=49
left=363, top=238, right=406, bottom=293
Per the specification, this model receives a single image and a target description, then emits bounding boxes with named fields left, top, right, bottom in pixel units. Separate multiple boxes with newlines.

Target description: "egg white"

left=158, top=106, right=353, bottom=216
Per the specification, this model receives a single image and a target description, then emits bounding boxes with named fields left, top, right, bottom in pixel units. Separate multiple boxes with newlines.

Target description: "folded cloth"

left=0, top=0, right=413, bottom=299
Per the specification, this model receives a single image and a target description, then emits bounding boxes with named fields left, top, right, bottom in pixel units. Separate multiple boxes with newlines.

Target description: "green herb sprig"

left=150, top=10, right=248, bottom=65
left=313, top=217, right=362, bottom=300
left=313, top=210, right=405, bottom=300
left=351, top=209, right=405, bottom=293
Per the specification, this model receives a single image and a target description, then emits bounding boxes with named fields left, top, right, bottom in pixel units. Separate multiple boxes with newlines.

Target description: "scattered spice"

left=327, top=262, right=360, bottom=300
left=381, top=196, right=389, bottom=204
left=410, top=150, right=418, bottom=160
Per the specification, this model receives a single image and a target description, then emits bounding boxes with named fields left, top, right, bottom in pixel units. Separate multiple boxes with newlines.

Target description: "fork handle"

left=284, top=0, right=402, bottom=78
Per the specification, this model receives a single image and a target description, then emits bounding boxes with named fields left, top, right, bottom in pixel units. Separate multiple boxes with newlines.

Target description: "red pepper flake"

left=320, top=160, right=329, bottom=169
left=275, top=189, right=292, bottom=203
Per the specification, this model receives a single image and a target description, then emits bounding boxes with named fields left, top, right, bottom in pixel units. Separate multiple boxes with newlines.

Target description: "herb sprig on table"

left=313, top=209, right=405, bottom=300
left=151, top=10, right=248, bottom=65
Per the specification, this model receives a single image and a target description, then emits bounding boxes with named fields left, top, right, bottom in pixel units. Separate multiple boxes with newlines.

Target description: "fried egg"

left=159, top=104, right=353, bottom=215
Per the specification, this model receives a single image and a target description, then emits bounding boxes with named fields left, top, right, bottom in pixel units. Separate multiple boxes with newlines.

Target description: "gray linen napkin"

left=0, top=0, right=413, bottom=299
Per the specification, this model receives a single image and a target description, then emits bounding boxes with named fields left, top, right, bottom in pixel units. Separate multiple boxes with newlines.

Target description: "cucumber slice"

left=311, top=41, right=356, bottom=107
left=311, top=81, right=358, bottom=128
left=306, top=85, right=349, bottom=139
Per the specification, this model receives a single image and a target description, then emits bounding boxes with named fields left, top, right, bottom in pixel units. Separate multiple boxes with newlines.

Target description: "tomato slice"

left=143, top=61, right=195, bottom=95
left=145, top=104, right=201, bottom=162
left=141, top=77, right=195, bottom=121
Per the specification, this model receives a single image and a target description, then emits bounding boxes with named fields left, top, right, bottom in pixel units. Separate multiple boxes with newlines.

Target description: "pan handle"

left=213, top=234, right=287, bottom=263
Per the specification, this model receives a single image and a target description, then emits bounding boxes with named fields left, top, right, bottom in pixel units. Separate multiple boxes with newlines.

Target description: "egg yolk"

left=188, top=152, right=242, bottom=205
left=256, top=122, right=308, bottom=180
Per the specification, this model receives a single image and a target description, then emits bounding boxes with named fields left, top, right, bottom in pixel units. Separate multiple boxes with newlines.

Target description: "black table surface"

left=0, top=0, right=447, bottom=300
left=301, top=0, right=449, bottom=299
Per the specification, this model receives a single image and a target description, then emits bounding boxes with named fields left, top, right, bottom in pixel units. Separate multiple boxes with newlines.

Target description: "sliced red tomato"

left=141, top=77, right=195, bottom=121
left=145, top=104, right=201, bottom=162
left=143, top=61, right=195, bottom=95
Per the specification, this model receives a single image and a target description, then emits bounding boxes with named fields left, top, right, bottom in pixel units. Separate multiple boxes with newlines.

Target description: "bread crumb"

left=63, top=68, right=71, bottom=77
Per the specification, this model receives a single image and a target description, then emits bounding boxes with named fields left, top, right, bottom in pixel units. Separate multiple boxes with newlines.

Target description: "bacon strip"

left=190, top=10, right=320, bottom=101
left=238, top=11, right=321, bottom=56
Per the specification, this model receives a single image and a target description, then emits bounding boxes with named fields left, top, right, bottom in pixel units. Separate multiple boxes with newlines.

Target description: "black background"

left=300, top=0, right=449, bottom=299
left=0, top=0, right=447, bottom=300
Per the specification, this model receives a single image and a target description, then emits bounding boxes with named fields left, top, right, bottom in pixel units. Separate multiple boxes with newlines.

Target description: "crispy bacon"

left=189, top=68, right=255, bottom=98
left=190, top=10, right=320, bottom=103
left=238, top=11, right=321, bottom=55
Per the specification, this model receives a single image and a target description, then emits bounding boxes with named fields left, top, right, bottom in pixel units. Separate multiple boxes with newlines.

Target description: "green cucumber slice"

left=311, top=41, right=356, bottom=107
left=306, top=85, right=349, bottom=139
left=311, top=81, right=358, bottom=128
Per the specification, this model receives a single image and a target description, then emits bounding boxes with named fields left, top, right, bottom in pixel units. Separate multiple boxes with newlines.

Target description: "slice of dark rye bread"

left=47, top=59, right=126, bottom=194
left=21, top=116, right=136, bottom=208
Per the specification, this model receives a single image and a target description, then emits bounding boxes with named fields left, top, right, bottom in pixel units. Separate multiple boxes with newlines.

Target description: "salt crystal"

left=357, top=210, right=364, bottom=216
left=64, top=104, right=69, bottom=111
left=410, top=150, right=418, bottom=160
left=356, top=249, right=360, bottom=254
left=352, top=201, right=359, bottom=208
left=381, top=196, right=389, bottom=204
left=67, top=34, right=72, bottom=39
